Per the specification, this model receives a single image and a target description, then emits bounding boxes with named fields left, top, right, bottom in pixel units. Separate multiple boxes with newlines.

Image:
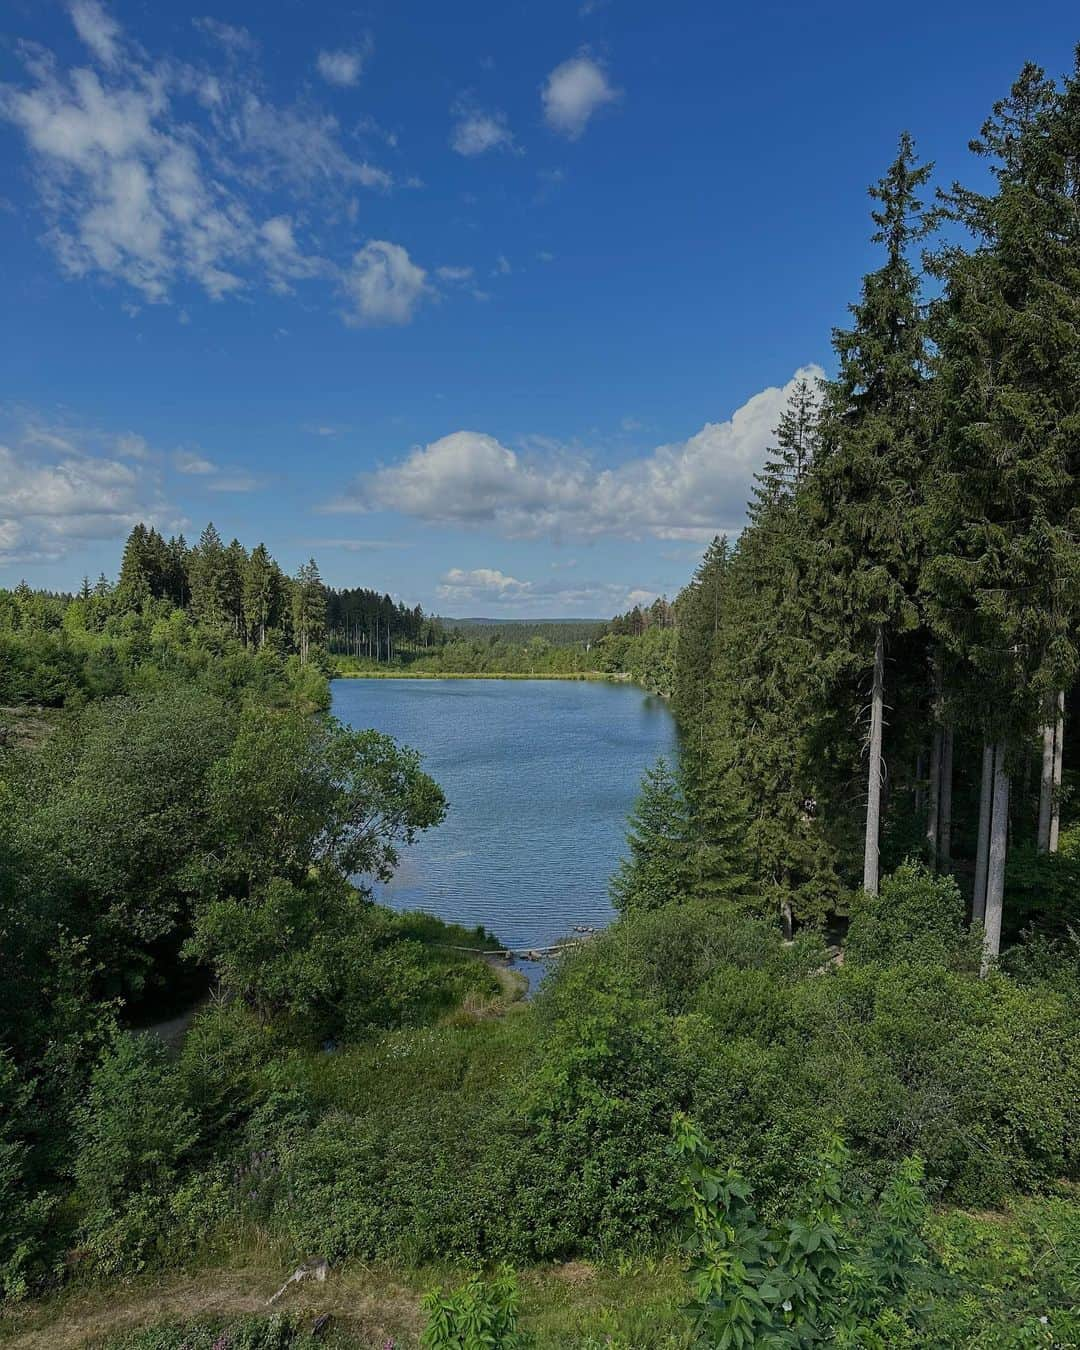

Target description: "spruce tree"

left=610, top=757, right=693, bottom=912
left=812, top=132, right=933, bottom=896
left=926, top=61, right=1080, bottom=964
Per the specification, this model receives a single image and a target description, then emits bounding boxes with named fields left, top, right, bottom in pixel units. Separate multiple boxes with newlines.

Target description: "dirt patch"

left=0, top=1267, right=427, bottom=1350
left=550, top=1261, right=597, bottom=1286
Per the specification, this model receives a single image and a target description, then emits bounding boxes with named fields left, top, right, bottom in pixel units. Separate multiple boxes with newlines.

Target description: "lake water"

left=331, top=678, right=677, bottom=972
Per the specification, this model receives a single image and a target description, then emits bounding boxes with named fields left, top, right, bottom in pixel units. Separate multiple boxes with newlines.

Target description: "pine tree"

left=244, top=544, right=281, bottom=648
left=115, top=524, right=152, bottom=612
left=291, top=559, right=327, bottom=665
left=926, top=60, right=1080, bottom=965
left=673, top=535, right=730, bottom=737
left=610, top=758, right=693, bottom=912
left=189, top=524, right=229, bottom=630
left=812, top=132, right=933, bottom=896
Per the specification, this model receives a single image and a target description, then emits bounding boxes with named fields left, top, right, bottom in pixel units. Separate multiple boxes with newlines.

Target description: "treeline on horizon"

left=1, top=528, right=678, bottom=693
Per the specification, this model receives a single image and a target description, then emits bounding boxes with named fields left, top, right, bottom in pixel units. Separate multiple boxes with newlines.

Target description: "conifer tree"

left=610, top=758, right=693, bottom=912
left=812, top=133, right=933, bottom=896
left=291, top=559, right=326, bottom=665
left=244, top=544, right=282, bottom=648
left=189, top=523, right=229, bottom=630
left=926, top=60, right=1080, bottom=964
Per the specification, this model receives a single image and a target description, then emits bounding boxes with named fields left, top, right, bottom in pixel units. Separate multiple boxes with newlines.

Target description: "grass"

left=332, top=669, right=621, bottom=682
left=0, top=1257, right=688, bottom=1348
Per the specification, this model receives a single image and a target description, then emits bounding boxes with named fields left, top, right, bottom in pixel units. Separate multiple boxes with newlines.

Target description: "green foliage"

left=101, top=1313, right=339, bottom=1348
left=611, top=758, right=693, bottom=912
left=674, top=1114, right=934, bottom=1346
left=421, top=1265, right=527, bottom=1349
left=73, top=1033, right=200, bottom=1273
left=845, top=861, right=976, bottom=969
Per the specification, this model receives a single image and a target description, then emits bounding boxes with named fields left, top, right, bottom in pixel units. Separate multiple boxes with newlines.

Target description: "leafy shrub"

left=73, top=1033, right=200, bottom=1273
left=0, top=1051, right=55, bottom=1300
left=421, top=1264, right=525, bottom=1349
left=846, top=860, right=976, bottom=969
left=674, top=1113, right=935, bottom=1345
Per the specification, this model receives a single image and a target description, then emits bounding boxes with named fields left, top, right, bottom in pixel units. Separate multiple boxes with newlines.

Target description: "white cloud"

left=493, top=254, right=511, bottom=276
left=542, top=54, right=619, bottom=139
left=0, top=3, right=400, bottom=314
left=227, top=96, right=392, bottom=192
left=317, top=47, right=368, bottom=88
left=450, top=102, right=515, bottom=156
left=0, top=421, right=176, bottom=565
left=436, top=265, right=474, bottom=283
left=440, top=567, right=531, bottom=597
left=343, top=240, right=429, bottom=326
left=435, top=566, right=658, bottom=615
left=328, top=367, right=824, bottom=539
left=193, top=16, right=258, bottom=56
left=69, top=0, right=122, bottom=68
left=174, top=449, right=217, bottom=475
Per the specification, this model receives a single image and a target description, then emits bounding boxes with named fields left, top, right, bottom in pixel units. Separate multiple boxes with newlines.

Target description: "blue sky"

left=1, top=0, right=1077, bottom=614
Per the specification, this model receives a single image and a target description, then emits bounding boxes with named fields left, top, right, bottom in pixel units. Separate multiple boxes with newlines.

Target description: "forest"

left=1, top=49, right=1080, bottom=1350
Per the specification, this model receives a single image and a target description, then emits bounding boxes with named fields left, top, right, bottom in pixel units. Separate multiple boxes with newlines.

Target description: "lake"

left=331, top=678, right=677, bottom=973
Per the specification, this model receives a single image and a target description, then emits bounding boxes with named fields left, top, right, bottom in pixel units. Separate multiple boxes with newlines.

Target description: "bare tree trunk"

left=940, top=725, right=954, bottom=867
left=914, top=753, right=925, bottom=817
left=863, top=626, right=885, bottom=896
left=972, top=743, right=994, bottom=925
left=1050, top=689, right=1064, bottom=853
left=981, top=745, right=1010, bottom=976
left=926, top=726, right=942, bottom=867
left=1038, top=694, right=1055, bottom=853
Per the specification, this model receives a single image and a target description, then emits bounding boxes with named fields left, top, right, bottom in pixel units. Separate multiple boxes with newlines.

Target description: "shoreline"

left=333, top=670, right=629, bottom=682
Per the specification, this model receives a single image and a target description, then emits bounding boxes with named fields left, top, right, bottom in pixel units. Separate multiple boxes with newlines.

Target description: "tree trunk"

left=972, top=743, right=994, bottom=924
left=940, top=725, right=954, bottom=867
left=1050, top=689, right=1064, bottom=853
left=863, top=626, right=885, bottom=896
left=981, top=745, right=1010, bottom=976
left=926, top=725, right=942, bottom=867
left=1038, top=695, right=1055, bottom=853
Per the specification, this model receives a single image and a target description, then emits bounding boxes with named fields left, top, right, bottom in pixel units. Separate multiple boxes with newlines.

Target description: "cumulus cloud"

left=0, top=2, right=411, bottom=319
left=317, top=47, right=369, bottom=88
left=328, top=367, right=824, bottom=539
left=343, top=240, right=430, bottom=326
left=436, top=566, right=659, bottom=615
left=440, top=567, right=531, bottom=597
left=0, top=418, right=178, bottom=565
left=542, top=54, right=619, bottom=139
left=450, top=100, right=515, bottom=156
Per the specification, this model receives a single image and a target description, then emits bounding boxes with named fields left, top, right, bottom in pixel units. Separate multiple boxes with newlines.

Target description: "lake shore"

left=334, top=669, right=629, bottom=681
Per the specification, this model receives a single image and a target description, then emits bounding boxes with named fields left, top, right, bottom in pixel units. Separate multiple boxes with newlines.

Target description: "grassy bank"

left=0, top=1258, right=687, bottom=1348
left=333, top=668, right=623, bottom=681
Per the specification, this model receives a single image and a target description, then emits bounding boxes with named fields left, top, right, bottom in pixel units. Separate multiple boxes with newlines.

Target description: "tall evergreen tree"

left=812, top=133, right=933, bottom=896
left=291, top=559, right=327, bottom=666
left=926, top=62, right=1080, bottom=964
left=610, top=758, right=693, bottom=912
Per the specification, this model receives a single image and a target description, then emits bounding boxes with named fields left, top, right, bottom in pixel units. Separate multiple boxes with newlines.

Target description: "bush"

left=421, top=1264, right=525, bottom=1349
left=73, top=1033, right=200, bottom=1273
left=846, top=860, right=976, bottom=969
left=674, top=1114, right=936, bottom=1344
